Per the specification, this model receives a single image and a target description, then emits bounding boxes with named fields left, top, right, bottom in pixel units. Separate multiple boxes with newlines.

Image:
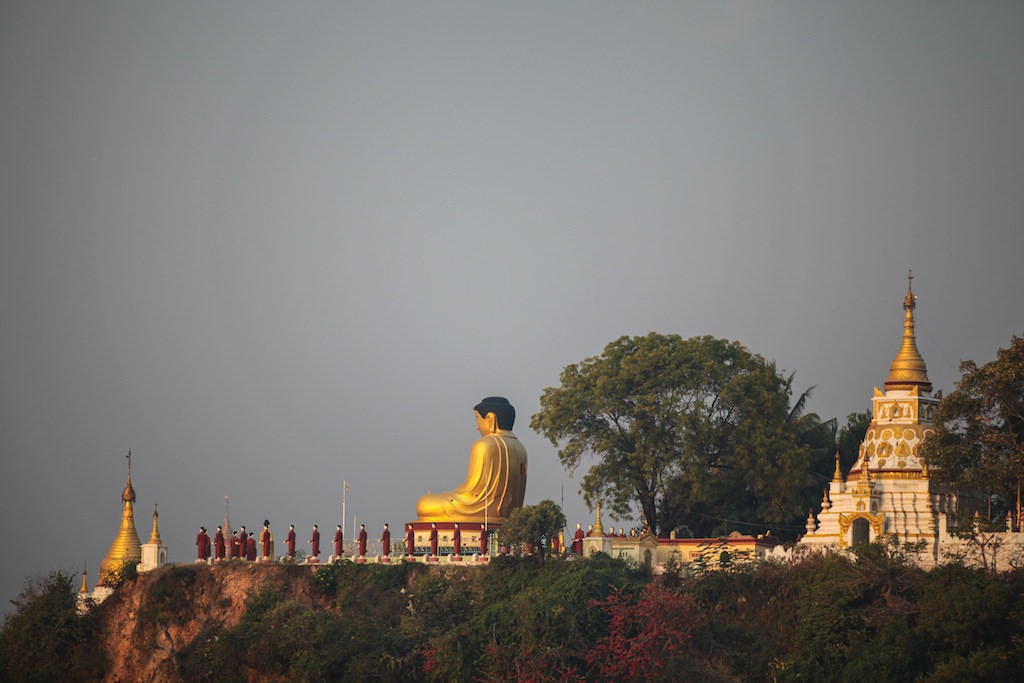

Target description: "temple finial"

left=79, top=562, right=89, bottom=594
left=886, top=274, right=931, bottom=392
left=832, top=450, right=843, bottom=482
left=121, top=450, right=136, bottom=503
left=904, top=269, right=916, bottom=311
left=593, top=500, right=605, bottom=536
left=148, top=503, right=162, bottom=544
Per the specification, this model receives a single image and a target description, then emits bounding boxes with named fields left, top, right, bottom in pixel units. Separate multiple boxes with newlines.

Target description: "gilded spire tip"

left=148, top=503, right=162, bottom=545
left=903, top=269, right=916, bottom=311
left=121, top=449, right=136, bottom=502
left=885, top=273, right=931, bottom=392
left=593, top=500, right=605, bottom=536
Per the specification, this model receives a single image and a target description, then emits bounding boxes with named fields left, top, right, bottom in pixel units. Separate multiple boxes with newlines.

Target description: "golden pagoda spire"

left=100, top=451, right=142, bottom=585
left=79, top=562, right=89, bottom=594
left=832, top=450, right=843, bottom=482
left=148, top=503, right=162, bottom=545
left=885, top=271, right=932, bottom=392
left=592, top=500, right=605, bottom=536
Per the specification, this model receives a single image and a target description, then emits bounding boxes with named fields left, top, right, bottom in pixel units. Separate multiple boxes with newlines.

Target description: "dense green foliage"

left=6, top=549, right=1024, bottom=681
left=797, top=409, right=872, bottom=524
left=923, top=335, right=1024, bottom=521
left=531, top=333, right=812, bottom=537
left=499, top=499, right=567, bottom=556
left=0, top=572, right=107, bottom=682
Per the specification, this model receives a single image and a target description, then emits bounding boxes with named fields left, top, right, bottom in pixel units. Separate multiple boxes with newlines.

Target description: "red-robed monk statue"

left=334, top=525, right=343, bottom=558
left=429, top=522, right=439, bottom=556
left=286, top=525, right=296, bottom=558
left=358, top=524, right=368, bottom=556
left=309, top=525, right=320, bottom=559
left=230, top=530, right=241, bottom=558
left=196, top=527, right=211, bottom=561
left=246, top=533, right=257, bottom=561
left=453, top=523, right=462, bottom=555
left=573, top=523, right=585, bottom=554
left=380, top=524, right=391, bottom=557
left=406, top=524, right=415, bottom=556
left=214, top=526, right=226, bottom=561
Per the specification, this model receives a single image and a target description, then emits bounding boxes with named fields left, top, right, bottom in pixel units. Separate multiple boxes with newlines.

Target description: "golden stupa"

left=884, top=272, right=932, bottom=392
left=147, top=504, right=162, bottom=545
left=99, top=452, right=142, bottom=585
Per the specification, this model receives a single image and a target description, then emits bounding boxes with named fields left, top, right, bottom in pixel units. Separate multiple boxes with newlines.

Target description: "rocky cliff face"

left=95, top=563, right=330, bottom=682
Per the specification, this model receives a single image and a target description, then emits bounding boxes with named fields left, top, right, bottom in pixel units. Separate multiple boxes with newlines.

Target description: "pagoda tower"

left=801, top=274, right=946, bottom=564
left=98, top=451, right=143, bottom=586
left=138, top=503, right=168, bottom=572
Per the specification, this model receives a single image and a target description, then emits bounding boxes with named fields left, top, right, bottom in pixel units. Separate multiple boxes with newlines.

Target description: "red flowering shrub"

left=584, top=582, right=697, bottom=680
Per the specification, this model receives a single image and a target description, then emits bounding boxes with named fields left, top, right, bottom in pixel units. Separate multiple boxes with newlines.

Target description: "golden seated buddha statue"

left=416, top=397, right=528, bottom=523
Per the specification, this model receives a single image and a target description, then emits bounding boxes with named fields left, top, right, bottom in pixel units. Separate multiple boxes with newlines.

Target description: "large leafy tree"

left=923, top=335, right=1024, bottom=521
left=530, top=333, right=810, bottom=538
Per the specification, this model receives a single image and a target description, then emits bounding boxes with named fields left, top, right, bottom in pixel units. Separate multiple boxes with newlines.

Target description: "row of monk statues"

left=194, top=521, right=505, bottom=562
left=195, top=522, right=377, bottom=562
left=192, top=397, right=532, bottom=563
left=194, top=520, right=619, bottom=562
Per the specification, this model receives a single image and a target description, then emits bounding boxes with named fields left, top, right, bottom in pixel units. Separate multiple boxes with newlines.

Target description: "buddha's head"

left=474, top=396, right=515, bottom=435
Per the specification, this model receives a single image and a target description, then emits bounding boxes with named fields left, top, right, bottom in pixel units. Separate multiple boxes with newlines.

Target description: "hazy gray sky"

left=2, top=2, right=1022, bottom=611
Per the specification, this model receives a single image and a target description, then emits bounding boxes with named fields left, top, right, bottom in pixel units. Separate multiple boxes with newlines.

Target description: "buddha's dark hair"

left=474, top=396, right=515, bottom=430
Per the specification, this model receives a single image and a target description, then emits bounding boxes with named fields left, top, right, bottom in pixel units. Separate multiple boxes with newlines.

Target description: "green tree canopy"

left=530, top=333, right=810, bottom=538
left=0, top=571, right=107, bottom=680
left=923, top=335, right=1024, bottom=520
left=796, top=409, right=872, bottom=515
left=500, top=499, right=566, bottom=557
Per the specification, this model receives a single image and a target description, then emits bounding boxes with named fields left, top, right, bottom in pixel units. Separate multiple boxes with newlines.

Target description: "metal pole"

left=342, top=480, right=347, bottom=551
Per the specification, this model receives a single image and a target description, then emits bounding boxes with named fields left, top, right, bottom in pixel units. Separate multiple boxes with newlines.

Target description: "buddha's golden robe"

left=416, top=430, right=527, bottom=523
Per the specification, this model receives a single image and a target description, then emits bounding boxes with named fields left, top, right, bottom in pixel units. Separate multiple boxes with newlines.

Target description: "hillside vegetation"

left=3, top=546, right=1024, bottom=681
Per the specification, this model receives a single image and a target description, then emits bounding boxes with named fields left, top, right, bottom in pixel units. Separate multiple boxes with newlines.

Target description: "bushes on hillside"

left=0, top=571, right=108, bottom=682
left=7, top=547, right=1024, bottom=681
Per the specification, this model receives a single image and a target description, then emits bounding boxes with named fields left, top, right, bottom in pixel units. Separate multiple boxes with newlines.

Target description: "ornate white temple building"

left=799, top=278, right=1022, bottom=568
